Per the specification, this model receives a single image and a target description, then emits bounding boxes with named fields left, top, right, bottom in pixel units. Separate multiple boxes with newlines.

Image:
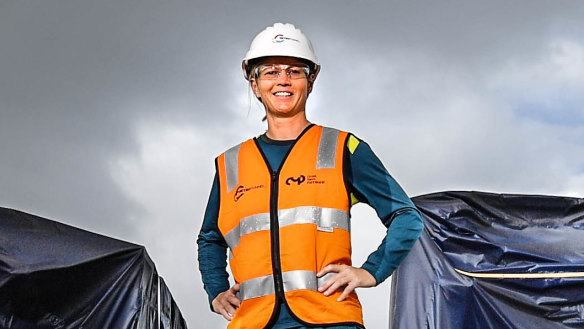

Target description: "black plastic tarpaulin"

left=390, top=191, right=584, bottom=329
left=0, top=207, right=187, bottom=329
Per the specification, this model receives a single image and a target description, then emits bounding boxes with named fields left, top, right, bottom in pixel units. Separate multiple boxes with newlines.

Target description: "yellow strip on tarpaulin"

left=455, top=268, right=584, bottom=279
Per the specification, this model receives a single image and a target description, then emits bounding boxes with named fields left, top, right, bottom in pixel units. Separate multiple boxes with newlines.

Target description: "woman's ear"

left=307, top=74, right=317, bottom=94
left=250, top=79, right=261, bottom=98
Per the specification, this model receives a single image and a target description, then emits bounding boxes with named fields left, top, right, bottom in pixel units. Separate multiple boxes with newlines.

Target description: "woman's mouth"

left=273, top=91, right=293, bottom=96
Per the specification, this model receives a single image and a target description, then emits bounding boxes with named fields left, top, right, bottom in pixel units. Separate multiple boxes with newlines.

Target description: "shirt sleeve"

left=344, top=134, right=424, bottom=285
left=196, top=171, right=230, bottom=309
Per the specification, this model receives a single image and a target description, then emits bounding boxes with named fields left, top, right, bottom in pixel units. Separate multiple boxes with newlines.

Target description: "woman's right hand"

left=212, top=284, right=241, bottom=321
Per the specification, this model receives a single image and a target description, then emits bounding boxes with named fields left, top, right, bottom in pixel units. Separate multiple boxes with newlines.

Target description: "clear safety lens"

left=255, top=64, right=310, bottom=80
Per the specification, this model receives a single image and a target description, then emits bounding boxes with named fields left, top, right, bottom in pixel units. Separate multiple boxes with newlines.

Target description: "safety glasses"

left=254, top=64, right=310, bottom=80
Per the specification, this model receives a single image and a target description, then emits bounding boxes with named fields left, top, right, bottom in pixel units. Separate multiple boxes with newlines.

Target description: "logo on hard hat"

left=273, top=34, right=299, bottom=43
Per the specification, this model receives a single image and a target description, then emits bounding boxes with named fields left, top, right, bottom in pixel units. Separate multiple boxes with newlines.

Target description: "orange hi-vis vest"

left=216, top=125, right=364, bottom=329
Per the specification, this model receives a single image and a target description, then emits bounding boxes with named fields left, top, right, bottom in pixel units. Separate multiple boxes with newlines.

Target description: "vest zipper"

left=270, top=171, right=285, bottom=298
left=252, top=124, right=315, bottom=328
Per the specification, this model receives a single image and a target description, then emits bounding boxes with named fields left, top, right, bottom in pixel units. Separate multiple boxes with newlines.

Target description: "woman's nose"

left=276, top=69, right=291, bottom=84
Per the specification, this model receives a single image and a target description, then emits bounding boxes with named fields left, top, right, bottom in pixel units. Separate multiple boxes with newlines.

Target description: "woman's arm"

left=343, top=135, right=424, bottom=284
left=196, top=173, right=231, bottom=309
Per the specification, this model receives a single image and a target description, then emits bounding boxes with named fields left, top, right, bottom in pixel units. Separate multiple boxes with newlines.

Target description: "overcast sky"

left=1, top=1, right=583, bottom=328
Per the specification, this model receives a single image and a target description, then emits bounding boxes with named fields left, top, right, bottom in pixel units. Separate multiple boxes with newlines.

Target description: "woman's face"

left=251, top=56, right=315, bottom=120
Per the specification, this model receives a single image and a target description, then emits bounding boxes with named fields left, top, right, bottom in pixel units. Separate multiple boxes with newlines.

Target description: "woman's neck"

left=265, top=114, right=311, bottom=140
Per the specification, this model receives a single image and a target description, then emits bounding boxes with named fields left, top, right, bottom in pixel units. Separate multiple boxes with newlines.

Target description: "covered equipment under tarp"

left=390, top=191, right=584, bottom=329
left=0, top=207, right=187, bottom=329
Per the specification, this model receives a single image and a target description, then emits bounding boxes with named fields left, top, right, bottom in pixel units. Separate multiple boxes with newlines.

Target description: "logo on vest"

left=234, top=184, right=264, bottom=202
left=285, top=174, right=325, bottom=186
left=285, top=175, right=306, bottom=186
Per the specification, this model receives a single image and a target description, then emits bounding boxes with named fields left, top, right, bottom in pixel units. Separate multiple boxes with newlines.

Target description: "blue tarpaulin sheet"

left=391, top=191, right=584, bottom=329
left=0, top=207, right=187, bottom=329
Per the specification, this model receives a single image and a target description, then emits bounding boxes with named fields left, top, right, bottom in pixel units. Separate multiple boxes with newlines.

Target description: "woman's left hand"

left=317, top=264, right=377, bottom=301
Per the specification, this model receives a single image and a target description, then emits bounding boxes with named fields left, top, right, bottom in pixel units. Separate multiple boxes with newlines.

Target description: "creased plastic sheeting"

left=390, top=191, right=584, bottom=329
left=159, top=277, right=188, bottom=329
left=0, top=207, right=187, bottom=329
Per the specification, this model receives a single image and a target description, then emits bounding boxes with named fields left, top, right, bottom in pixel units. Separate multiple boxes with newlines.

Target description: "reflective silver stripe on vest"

left=224, top=143, right=241, bottom=192
left=317, top=272, right=337, bottom=287
left=283, top=270, right=337, bottom=293
left=239, top=270, right=339, bottom=301
left=224, top=206, right=350, bottom=251
left=279, top=206, right=350, bottom=232
left=239, top=273, right=275, bottom=300
left=224, top=212, right=271, bottom=250
left=316, top=127, right=340, bottom=169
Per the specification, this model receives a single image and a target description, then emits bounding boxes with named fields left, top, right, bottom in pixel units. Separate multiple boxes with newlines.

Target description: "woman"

left=197, top=23, right=423, bottom=329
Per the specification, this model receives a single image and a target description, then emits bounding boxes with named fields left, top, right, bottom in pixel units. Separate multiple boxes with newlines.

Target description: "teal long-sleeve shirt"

left=197, top=131, right=423, bottom=328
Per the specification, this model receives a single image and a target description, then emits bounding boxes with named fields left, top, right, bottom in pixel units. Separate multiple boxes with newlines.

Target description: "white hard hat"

left=242, top=23, right=320, bottom=80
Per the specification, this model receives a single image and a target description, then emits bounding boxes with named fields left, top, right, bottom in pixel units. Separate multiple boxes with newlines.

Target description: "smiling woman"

left=242, top=23, right=321, bottom=139
left=197, top=23, right=424, bottom=329
left=250, top=58, right=313, bottom=128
